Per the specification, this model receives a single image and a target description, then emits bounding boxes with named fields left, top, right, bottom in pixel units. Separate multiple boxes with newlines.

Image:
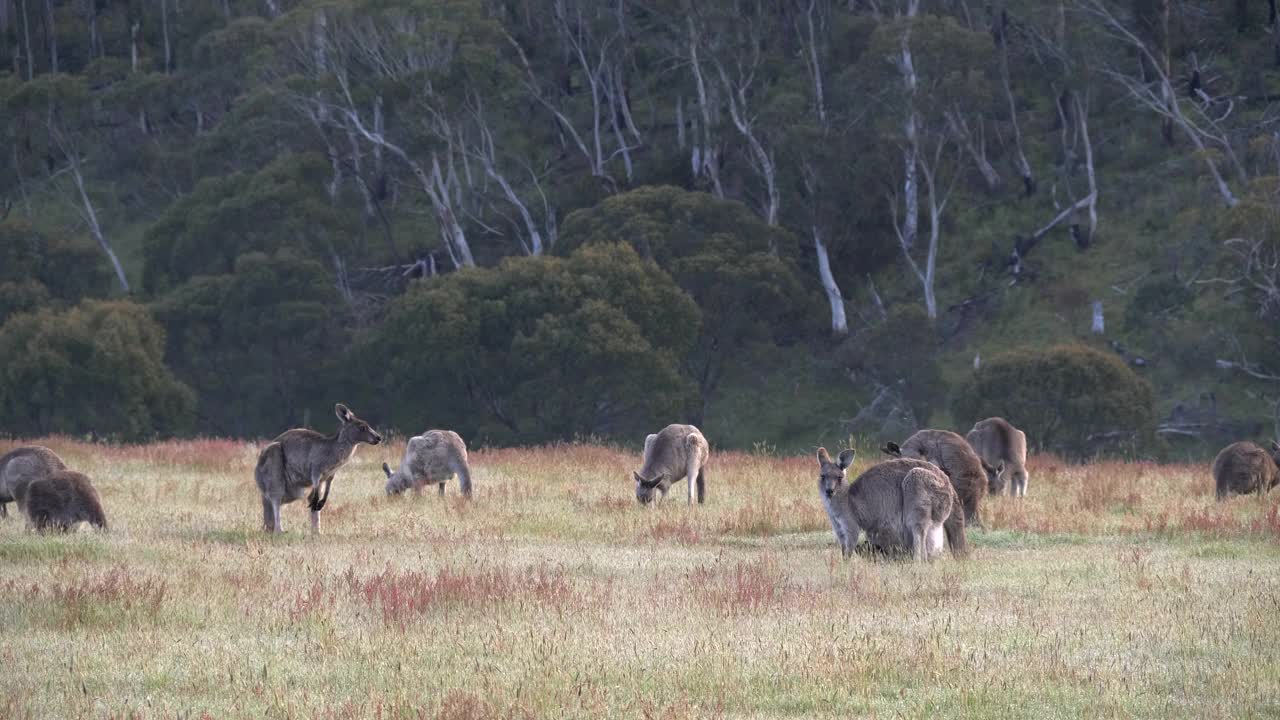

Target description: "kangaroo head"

left=335, top=403, right=382, bottom=446
left=633, top=471, right=666, bottom=505
left=816, top=447, right=855, bottom=498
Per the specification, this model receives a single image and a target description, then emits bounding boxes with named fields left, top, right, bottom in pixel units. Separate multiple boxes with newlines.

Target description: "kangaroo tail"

left=255, top=443, right=283, bottom=493
left=944, top=504, right=968, bottom=559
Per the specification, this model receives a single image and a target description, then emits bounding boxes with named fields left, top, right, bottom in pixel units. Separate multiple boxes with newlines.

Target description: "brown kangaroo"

left=1212, top=441, right=1280, bottom=501
left=883, top=429, right=988, bottom=528
left=24, top=470, right=108, bottom=532
left=255, top=403, right=382, bottom=534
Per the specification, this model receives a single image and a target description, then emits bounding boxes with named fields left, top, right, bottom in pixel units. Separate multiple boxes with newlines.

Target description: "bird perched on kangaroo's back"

left=383, top=430, right=472, bottom=498
left=633, top=424, right=709, bottom=505
left=1212, top=441, right=1280, bottom=501
left=884, top=429, right=987, bottom=528
left=256, top=403, right=382, bottom=534
left=24, top=470, right=108, bottom=532
left=0, top=445, right=66, bottom=518
left=816, top=449, right=966, bottom=561
left=965, top=417, right=1030, bottom=497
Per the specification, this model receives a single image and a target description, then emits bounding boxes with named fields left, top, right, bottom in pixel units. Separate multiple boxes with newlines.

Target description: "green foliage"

left=847, top=305, right=945, bottom=425
left=362, top=243, right=699, bottom=444
left=952, top=344, right=1155, bottom=458
left=152, top=251, right=346, bottom=437
left=0, top=300, right=195, bottom=440
left=0, top=220, right=112, bottom=325
left=142, top=153, right=360, bottom=294
left=558, top=186, right=818, bottom=409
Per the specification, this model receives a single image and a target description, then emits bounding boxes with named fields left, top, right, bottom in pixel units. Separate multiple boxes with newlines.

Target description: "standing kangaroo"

left=255, top=403, right=383, bottom=534
left=382, top=430, right=473, bottom=498
left=965, top=417, right=1030, bottom=497
left=817, top=449, right=966, bottom=561
left=0, top=446, right=66, bottom=518
left=633, top=424, right=709, bottom=505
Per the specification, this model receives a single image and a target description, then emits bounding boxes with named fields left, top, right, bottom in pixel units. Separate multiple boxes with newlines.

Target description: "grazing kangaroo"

left=965, top=417, right=1030, bottom=497
left=24, top=470, right=108, bottom=532
left=1212, top=441, right=1280, bottom=501
left=0, top=446, right=66, bottom=518
left=817, top=449, right=966, bottom=561
left=633, top=424, right=709, bottom=505
left=883, top=429, right=988, bottom=528
left=383, top=430, right=472, bottom=498
left=255, top=403, right=383, bottom=534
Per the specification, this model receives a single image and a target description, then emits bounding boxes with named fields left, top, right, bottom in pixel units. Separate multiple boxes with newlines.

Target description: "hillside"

left=2, top=1, right=1279, bottom=455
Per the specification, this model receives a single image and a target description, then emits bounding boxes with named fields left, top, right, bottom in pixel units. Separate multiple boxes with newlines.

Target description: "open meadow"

left=1, top=437, right=1279, bottom=719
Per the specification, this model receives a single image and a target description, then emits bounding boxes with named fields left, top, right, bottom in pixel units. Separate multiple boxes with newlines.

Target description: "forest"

left=1, top=0, right=1279, bottom=456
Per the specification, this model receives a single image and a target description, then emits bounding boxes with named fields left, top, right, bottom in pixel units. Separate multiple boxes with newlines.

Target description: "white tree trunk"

left=68, top=152, right=129, bottom=292
left=687, top=17, right=724, bottom=198
left=814, top=227, right=848, bottom=335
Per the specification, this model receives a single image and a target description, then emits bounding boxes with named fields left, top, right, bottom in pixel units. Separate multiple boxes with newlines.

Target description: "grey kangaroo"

left=0, top=445, right=66, bottom=518
left=817, top=449, right=966, bottom=561
left=255, top=403, right=382, bottom=534
left=965, top=417, right=1030, bottom=497
left=633, top=424, right=709, bottom=505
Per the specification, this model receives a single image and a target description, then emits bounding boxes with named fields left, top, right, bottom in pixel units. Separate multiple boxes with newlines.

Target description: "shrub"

left=953, top=344, right=1154, bottom=458
left=0, top=300, right=195, bottom=439
left=359, top=243, right=699, bottom=445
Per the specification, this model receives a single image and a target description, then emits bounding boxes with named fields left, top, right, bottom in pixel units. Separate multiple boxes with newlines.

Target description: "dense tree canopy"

left=0, top=300, right=195, bottom=440
left=362, top=243, right=699, bottom=444
left=2, top=0, right=1280, bottom=452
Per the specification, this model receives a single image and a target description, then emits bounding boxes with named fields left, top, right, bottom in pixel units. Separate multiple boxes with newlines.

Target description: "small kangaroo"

left=24, top=470, right=108, bottom=532
left=1212, top=440, right=1280, bottom=501
left=383, top=430, right=473, bottom=498
left=883, top=429, right=988, bottom=528
left=965, top=417, right=1030, bottom=497
left=0, top=446, right=66, bottom=518
left=633, top=424, right=709, bottom=505
left=817, top=449, right=965, bottom=561
left=255, top=403, right=383, bottom=534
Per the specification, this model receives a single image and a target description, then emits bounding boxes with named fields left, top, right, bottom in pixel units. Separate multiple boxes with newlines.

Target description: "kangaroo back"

left=255, top=442, right=285, bottom=494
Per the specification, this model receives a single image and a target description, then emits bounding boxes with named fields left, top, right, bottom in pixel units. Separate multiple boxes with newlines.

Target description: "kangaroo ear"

left=382, top=462, right=392, bottom=478
left=633, top=471, right=647, bottom=484
left=816, top=447, right=832, bottom=465
left=335, top=403, right=354, bottom=423
left=638, top=473, right=664, bottom=489
left=881, top=442, right=901, bottom=457
left=1271, top=440, right=1280, bottom=452
left=837, top=449, right=855, bottom=469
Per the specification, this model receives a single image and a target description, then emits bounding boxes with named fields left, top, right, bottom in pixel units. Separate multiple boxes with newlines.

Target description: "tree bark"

left=67, top=150, right=130, bottom=292
left=814, top=227, right=848, bottom=334
left=43, top=0, right=54, bottom=74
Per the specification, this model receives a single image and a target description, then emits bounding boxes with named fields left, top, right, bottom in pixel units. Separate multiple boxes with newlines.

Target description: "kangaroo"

left=633, top=424, right=709, bottom=505
left=883, top=429, right=988, bottom=528
left=1212, top=441, right=1280, bottom=501
left=23, top=470, right=108, bottom=532
left=255, top=403, right=383, bottom=534
left=965, top=417, right=1030, bottom=497
left=382, top=430, right=472, bottom=498
left=0, top=446, right=67, bottom=518
left=817, top=449, right=966, bottom=561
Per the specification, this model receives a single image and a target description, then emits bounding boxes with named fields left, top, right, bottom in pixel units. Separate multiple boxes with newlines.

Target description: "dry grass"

left=1, top=437, right=1279, bottom=719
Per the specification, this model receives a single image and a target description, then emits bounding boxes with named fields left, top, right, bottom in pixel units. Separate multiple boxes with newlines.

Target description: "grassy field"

left=1, top=438, right=1278, bottom=719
